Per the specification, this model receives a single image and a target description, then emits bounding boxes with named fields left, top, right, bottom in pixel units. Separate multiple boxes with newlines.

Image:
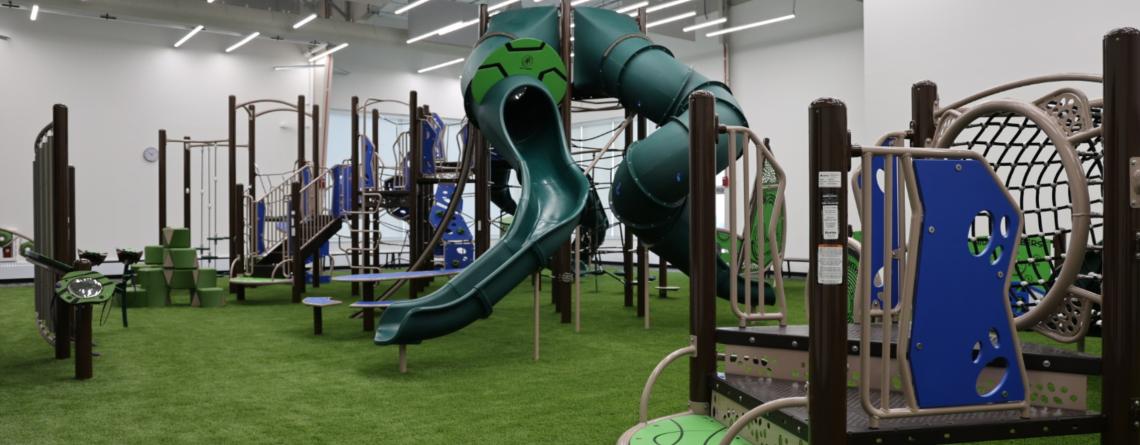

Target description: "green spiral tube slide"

left=574, top=7, right=768, bottom=303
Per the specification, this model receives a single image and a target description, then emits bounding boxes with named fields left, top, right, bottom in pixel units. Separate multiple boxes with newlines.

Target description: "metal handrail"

left=638, top=345, right=696, bottom=423
left=718, top=397, right=807, bottom=445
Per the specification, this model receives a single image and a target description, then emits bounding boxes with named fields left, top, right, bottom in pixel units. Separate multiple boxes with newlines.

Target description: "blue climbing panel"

left=856, top=150, right=901, bottom=310
left=907, top=158, right=1026, bottom=409
left=331, top=164, right=352, bottom=218
left=363, top=137, right=377, bottom=189
left=256, top=202, right=267, bottom=254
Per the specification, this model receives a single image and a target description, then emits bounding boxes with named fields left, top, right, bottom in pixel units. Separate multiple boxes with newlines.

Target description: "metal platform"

left=716, top=324, right=1101, bottom=375
left=711, top=374, right=1103, bottom=444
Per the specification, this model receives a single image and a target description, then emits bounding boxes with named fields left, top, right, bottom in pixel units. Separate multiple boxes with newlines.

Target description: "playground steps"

left=709, top=374, right=1103, bottom=445
left=716, top=324, right=1100, bottom=375
left=246, top=213, right=341, bottom=281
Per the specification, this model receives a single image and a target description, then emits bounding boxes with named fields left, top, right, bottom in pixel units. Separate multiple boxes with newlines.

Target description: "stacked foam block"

left=123, top=227, right=226, bottom=308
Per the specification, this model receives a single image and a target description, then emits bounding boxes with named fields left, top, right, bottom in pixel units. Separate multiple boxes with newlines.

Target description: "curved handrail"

left=936, top=73, right=1102, bottom=115
left=253, top=107, right=314, bottom=119
left=639, top=345, right=696, bottom=423
left=235, top=98, right=299, bottom=110
left=583, top=117, right=633, bottom=176
left=718, top=397, right=807, bottom=445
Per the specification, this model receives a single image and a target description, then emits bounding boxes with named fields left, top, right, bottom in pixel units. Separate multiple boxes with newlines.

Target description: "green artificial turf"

left=0, top=271, right=1100, bottom=444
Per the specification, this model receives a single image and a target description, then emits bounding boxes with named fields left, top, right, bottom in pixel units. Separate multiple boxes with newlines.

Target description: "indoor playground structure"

left=617, top=28, right=1139, bottom=445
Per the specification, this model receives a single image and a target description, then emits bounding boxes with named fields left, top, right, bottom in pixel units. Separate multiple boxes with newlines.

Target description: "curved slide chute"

left=574, top=8, right=768, bottom=302
left=375, top=8, right=588, bottom=345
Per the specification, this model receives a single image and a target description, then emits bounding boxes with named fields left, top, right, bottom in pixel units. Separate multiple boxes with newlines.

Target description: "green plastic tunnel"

left=574, top=8, right=769, bottom=303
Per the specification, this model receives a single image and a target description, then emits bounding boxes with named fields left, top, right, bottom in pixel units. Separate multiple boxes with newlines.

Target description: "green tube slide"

left=574, top=8, right=768, bottom=303
left=375, top=7, right=588, bottom=345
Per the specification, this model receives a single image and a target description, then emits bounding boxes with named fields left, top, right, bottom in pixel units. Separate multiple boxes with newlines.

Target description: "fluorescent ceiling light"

left=647, top=10, right=694, bottom=28
left=488, top=0, right=519, bottom=11
left=682, top=17, right=725, bottom=32
left=417, top=57, right=465, bottom=74
left=225, top=31, right=260, bottom=53
left=293, top=13, right=317, bottom=29
left=395, top=0, right=430, bottom=15
left=207, top=0, right=215, bottom=3
left=174, top=25, right=204, bottom=48
left=570, top=0, right=591, bottom=4
left=308, top=42, right=349, bottom=62
left=29, top=4, right=39, bottom=21
left=615, top=1, right=648, bottom=14
left=705, top=13, right=794, bottom=37
left=274, top=64, right=326, bottom=71
left=646, top=0, right=689, bottom=13
left=407, top=19, right=478, bottom=44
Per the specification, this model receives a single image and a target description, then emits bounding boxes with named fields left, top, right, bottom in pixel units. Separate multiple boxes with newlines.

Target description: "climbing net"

left=939, top=86, right=1104, bottom=342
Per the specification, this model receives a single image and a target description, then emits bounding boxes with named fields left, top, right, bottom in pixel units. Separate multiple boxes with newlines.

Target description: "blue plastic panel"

left=443, top=242, right=475, bottom=269
left=907, top=158, right=1026, bottom=409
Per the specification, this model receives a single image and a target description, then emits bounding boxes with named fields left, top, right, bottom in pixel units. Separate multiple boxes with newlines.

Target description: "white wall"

left=863, top=0, right=1139, bottom=138
left=729, top=28, right=866, bottom=263
left=0, top=12, right=313, bottom=275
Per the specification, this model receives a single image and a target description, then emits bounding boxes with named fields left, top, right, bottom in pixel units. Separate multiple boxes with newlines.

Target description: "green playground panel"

left=471, top=38, right=568, bottom=104
left=629, top=414, right=750, bottom=445
left=161, top=227, right=192, bottom=248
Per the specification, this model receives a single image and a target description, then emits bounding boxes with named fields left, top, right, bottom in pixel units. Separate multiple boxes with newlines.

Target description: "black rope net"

left=946, top=94, right=1103, bottom=340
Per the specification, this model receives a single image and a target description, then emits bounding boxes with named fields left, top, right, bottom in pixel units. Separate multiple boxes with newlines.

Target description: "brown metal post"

left=159, top=130, right=167, bottom=239
left=52, top=104, right=72, bottom=361
left=350, top=96, right=361, bottom=298
left=233, top=183, right=246, bottom=301
left=552, top=0, right=574, bottom=322
left=1100, top=27, right=1140, bottom=445
left=687, top=91, right=716, bottom=413
left=623, top=114, right=635, bottom=308
left=409, top=92, right=423, bottom=298
left=74, top=254, right=93, bottom=379
left=312, top=104, right=322, bottom=288
left=290, top=182, right=303, bottom=303
left=658, top=260, right=668, bottom=298
left=228, top=96, right=239, bottom=288
left=248, top=105, right=257, bottom=201
left=363, top=108, right=375, bottom=303
left=372, top=109, right=381, bottom=270
left=807, top=98, right=849, bottom=445
left=909, top=81, right=937, bottom=148
left=474, top=3, right=492, bottom=257
left=297, top=95, right=306, bottom=169
left=636, top=239, right=646, bottom=317
left=183, top=137, right=191, bottom=229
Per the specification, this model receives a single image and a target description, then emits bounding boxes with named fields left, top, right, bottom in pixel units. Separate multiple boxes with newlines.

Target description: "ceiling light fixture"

left=646, top=0, right=689, bottom=13
left=395, top=0, right=430, bottom=15
left=615, top=1, right=648, bottom=14
left=225, top=31, right=260, bottom=53
left=705, top=13, right=794, bottom=37
left=29, top=4, right=38, bottom=21
left=646, top=10, right=695, bottom=28
left=274, top=64, right=327, bottom=71
left=173, top=25, right=204, bottom=48
left=293, top=13, right=317, bottom=29
left=570, top=0, right=591, bottom=5
left=682, top=17, right=725, bottom=32
left=488, top=0, right=519, bottom=11
left=417, top=57, right=465, bottom=74
left=407, top=18, right=478, bottom=44
left=308, top=42, right=349, bottom=62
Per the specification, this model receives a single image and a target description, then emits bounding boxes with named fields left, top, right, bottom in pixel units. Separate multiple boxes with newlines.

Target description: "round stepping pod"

left=164, top=269, right=198, bottom=290
left=195, top=287, right=226, bottom=308
left=628, top=415, right=750, bottom=445
left=144, top=245, right=165, bottom=266
left=470, top=38, right=567, bottom=105
left=196, top=268, right=218, bottom=289
left=161, top=227, right=192, bottom=248
left=164, top=248, right=198, bottom=269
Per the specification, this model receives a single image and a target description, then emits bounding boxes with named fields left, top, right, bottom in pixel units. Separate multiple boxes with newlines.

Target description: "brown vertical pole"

left=372, top=109, right=382, bottom=270
left=290, top=182, right=303, bottom=303
left=658, top=260, right=668, bottom=298
left=159, top=130, right=167, bottom=239
left=1101, top=27, right=1140, bottom=445
left=474, top=3, right=492, bottom=258
left=636, top=239, right=646, bottom=317
left=228, top=96, right=239, bottom=288
left=312, top=104, right=322, bottom=288
left=233, top=183, right=245, bottom=301
left=73, top=259, right=93, bottom=380
left=909, top=81, right=937, bottom=148
left=248, top=106, right=257, bottom=201
left=552, top=0, right=574, bottom=323
left=807, top=98, right=849, bottom=445
left=688, top=91, right=716, bottom=413
left=362, top=108, right=375, bottom=303
left=183, top=137, right=191, bottom=230
left=52, top=104, right=72, bottom=361
left=350, top=96, right=361, bottom=298
left=623, top=116, right=635, bottom=308
left=409, top=92, right=422, bottom=298
left=297, top=95, right=306, bottom=170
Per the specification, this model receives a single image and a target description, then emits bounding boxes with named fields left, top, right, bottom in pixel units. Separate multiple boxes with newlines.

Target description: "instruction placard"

left=818, top=244, right=844, bottom=285
left=821, top=192, right=840, bottom=240
left=818, top=171, right=842, bottom=188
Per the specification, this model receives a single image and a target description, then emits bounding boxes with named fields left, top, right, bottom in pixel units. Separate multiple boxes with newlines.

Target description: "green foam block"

left=164, top=248, right=198, bottom=269
left=144, top=245, right=165, bottom=266
left=115, top=286, right=149, bottom=308
left=164, top=269, right=198, bottom=290
left=162, top=227, right=192, bottom=248
left=197, top=268, right=218, bottom=289
left=137, top=268, right=168, bottom=290
left=195, top=287, right=226, bottom=308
